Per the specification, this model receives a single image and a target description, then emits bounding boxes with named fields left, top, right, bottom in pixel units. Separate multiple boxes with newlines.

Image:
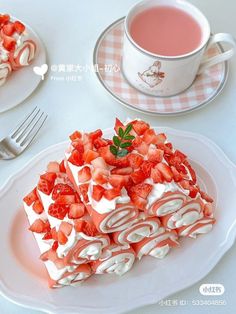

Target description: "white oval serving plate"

left=0, top=127, right=236, bottom=314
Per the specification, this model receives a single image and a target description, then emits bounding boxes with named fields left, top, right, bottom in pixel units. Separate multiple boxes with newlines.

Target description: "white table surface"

left=0, top=0, right=236, bottom=313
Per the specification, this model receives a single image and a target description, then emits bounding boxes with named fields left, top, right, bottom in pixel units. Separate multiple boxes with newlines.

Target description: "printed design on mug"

left=138, top=61, right=165, bottom=88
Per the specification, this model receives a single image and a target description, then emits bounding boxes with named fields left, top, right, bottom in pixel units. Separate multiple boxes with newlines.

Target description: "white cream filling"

left=13, top=39, right=35, bottom=64
left=99, top=205, right=138, bottom=233
left=137, top=232, right=177, bottom=259
left=179, top=219, right=213, bottom=238
left=118, top=218, right=161, bottom=244
left=167, top=202, right=203, bottom=229
left=145, top=178, right=186, bottom=215
left=58, top=271, right=89, bottom=286
left=149, top=244, right=170, bottom=259
left=96, top=253, right=135, bottom=276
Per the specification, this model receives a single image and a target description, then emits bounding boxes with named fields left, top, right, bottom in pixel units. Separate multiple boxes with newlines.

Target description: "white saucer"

left=0, top=18, right=47, bottom=114
left=93, top=18, right=229, bottom=116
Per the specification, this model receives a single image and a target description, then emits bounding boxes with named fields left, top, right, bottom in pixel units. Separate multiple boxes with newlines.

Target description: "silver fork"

left=0, top=107, right=48, bottom=160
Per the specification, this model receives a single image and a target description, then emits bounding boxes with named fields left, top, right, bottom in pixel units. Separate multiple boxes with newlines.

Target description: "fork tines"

left=10, top=107, right=48, bottom=147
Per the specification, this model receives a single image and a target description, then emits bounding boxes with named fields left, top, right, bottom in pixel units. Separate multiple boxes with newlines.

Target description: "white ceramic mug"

left=122, top=0, right=236, bottom=97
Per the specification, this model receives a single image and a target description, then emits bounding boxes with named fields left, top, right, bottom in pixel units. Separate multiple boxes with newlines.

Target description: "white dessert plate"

left=0, top=18, right=47, bottom=114
left=93, top=18, right=228, bottom=116
left=0, top=127, right=236, bottom=314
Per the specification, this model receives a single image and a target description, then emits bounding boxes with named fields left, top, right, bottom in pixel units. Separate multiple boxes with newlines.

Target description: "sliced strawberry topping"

left=130, top=183, right=153, bottom=199
left=143, top=129, right=159, bottom=145
left=13, top=21, right=25, bottom=34
left=114, top=118, right=125, bottom=134
left=111, top=167, right=133, bottom=175
left=74, top=219, right=86, bottom=233
left=94, top=137, right=109, bottom=149
left=42, top=231, right=52, bottom=240
left=171, top=166, right=183, bottom=182
left=59, top=221, right=73, bottom=236
left=68, top=203, right=85, bottom=219
left=92, top=167, right=108, bottom=185
left=183, top=160, right=197, bottom=183
left=82, top=220, right=98, bottom=236
left=2, top=22, right=15, bottom=36
left=55, top=194, right=76, bottom=205
left=52, top=241, right=59, bottom=251
left=2, top=36, right=16, bottom=51
left=47, top=161, right=60, bottom=173
left=79, top=184, right=89, bottom=203
left=52, top=183, right=74, bottom=201
left=200, top=191, right=214, bottom=203
left=127, top=153, right=143, bottom=169
left=92, top=185, right=105, bottom=201
left=32, top=200, right=44, bottom=214
left=157, top=143, right=173, bottom=155
left=0, top=14, right=10, bottom=25
left=132, top=136, right=142, bottom=147
left=188, top=185, right=199, bottom=198
left=103, top=188, right=121, bottom=200
left=51, top=227, right=58, bottom=240
left=155, top=133, right=167, bottom=144
left=129, top=193, right=147, bottom=210
left=59, top=160, right=66, bottom=173
left=68, top=149, right=84, bottom=166
left=89, top=129, right=103, bottom=142
left=151, top=168, right=164, bottom=183
left=108, top=174, right=129, bottom=188
left=37, top=177, right=53, bottom=195
left=91, top=156, right=108, bottom=169
left=140, top=160, right=155, bottom=177
left=23, top=188, right=38, bottom=206
left=98, top=146, right=129, bottom=167
left=73, top=140, right=84, bottom=154
left=69, top=130, right=82, bottom=141
left=148, top=148, right=164, bottom=163
left=130, top=169, right=145, bottom=184
left=57, top=230, right=68, bottom=245
left=179, top=179, right=191, bottom=190
left=134, top=140, right=149, bottom=155
left=132, top=120, right=150, bottom=135
left=78, top=166, right=91, bottom=183
left=48, top=204, right=69, bottom=220
left=41, top=172, right=57, bottom=183
left=29, top=219, right=47, bottom=233
left=155, top=163, right=173, bottom=182
left=83, top=149, right=99, bottom=163
left=204, top=203, right=213, bottom=217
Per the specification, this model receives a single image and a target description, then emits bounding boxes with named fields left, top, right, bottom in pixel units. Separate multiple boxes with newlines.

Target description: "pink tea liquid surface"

left=130, top=6, right=203, bottom=56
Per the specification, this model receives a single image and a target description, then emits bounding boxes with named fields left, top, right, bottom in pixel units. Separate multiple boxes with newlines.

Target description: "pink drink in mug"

left=130, top=6, right=203, bottom=56
left=122, top=0, right=236, bottom=97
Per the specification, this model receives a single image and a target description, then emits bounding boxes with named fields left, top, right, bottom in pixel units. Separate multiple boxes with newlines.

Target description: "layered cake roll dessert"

left=0, top=13, right=36, bottom=86
left=23, top=118, right=216, bottom=288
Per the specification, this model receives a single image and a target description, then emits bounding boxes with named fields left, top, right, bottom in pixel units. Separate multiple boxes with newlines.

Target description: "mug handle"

left=198, top=33, right=236, bottom=74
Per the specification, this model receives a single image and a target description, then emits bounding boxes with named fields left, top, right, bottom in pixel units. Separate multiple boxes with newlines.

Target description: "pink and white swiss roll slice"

left=47, top=264, right=92, bottom=288
left=91, top=244, right=136, bottom=276
left=177, top=217, right=216, bottom=238
left=9, top=39, right=36, bottom=70
left=161, top=198, right=204, bottom=229
left=23, top=187, right=92, bottom=288
left=0, top=16, right=36, bottom=70
left=65, top=131, right=139, bottom=233
left=112, top=214, right=162, bottom=245
left=132, top=229, right=179, bottom=260
left=0, top=61, right=12, bottom=86
left=35, top=161, right=110, bottom=264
